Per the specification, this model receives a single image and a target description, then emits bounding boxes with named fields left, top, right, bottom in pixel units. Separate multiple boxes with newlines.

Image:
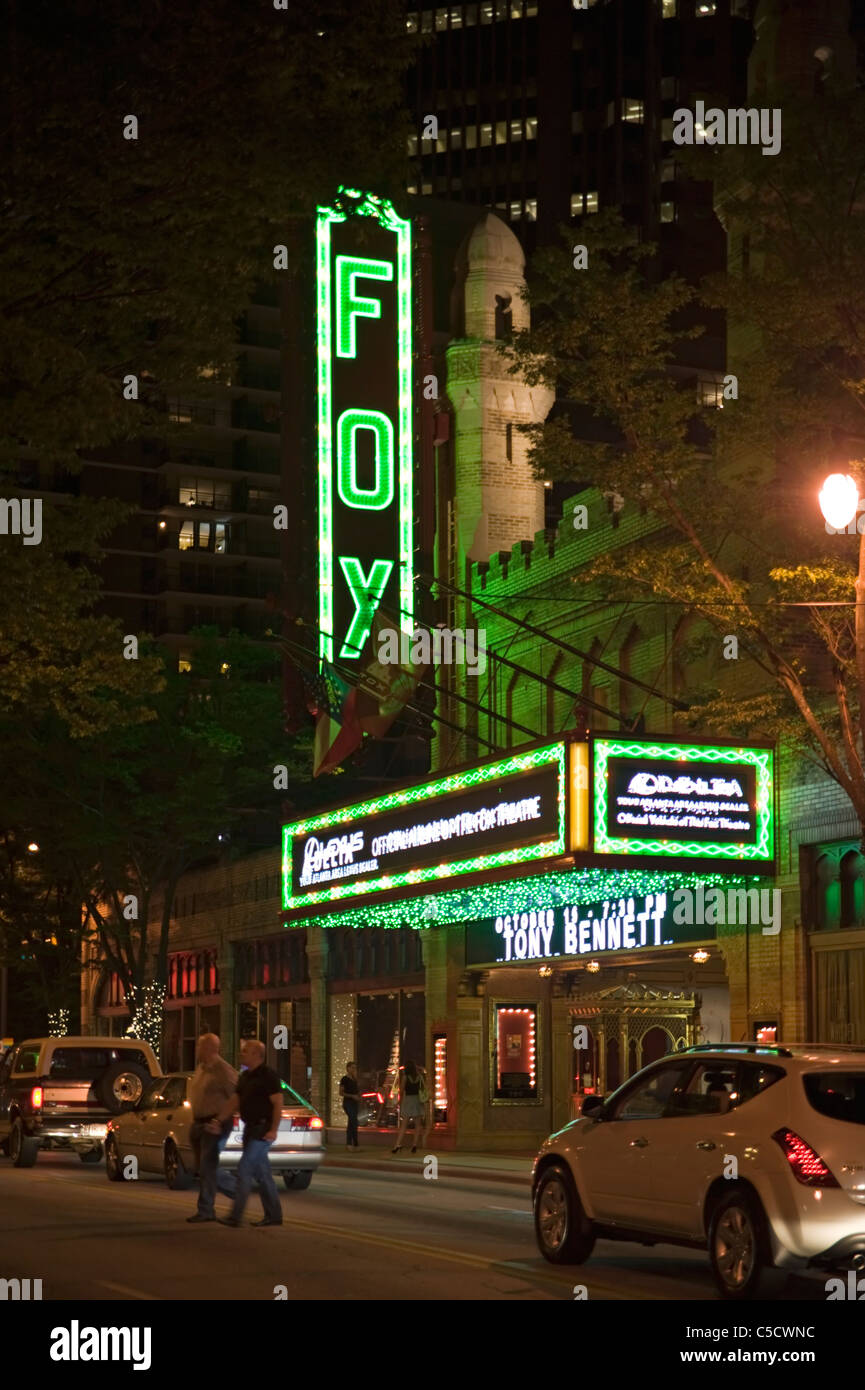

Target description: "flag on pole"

left=352, top=606, right=427, bottom=739
left=302, top=658, right=362, bottom=778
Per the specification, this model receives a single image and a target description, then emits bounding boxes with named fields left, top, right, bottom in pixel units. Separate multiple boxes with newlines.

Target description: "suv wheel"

left=10, top=1118, right=40, bottom=1168
left=164, top=1141, right=194, bottom=1190
left=534, top=1164, right=595, bottom=1265
left=105, top=1136, right=126, bottom=1182
left=96, top=1061, right=150, bottom=1114
left=709, top=1188, right=778, bottom=1300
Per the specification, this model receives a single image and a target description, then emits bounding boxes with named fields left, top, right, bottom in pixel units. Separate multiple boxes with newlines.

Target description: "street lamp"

left=819, top=473, right=859, bottom=531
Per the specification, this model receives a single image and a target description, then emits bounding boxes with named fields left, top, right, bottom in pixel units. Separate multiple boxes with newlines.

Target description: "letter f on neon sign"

left=335, top=257, right=393, bottom=358
left=338, top=556, right=393, bottom=658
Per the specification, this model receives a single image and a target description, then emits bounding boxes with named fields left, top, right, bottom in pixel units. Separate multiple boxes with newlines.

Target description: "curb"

left=323, top=1154, right=532, bottom=1187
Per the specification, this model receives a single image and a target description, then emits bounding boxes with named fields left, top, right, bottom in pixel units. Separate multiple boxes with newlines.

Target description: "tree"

left=0, top=0, right=412, bottom=468
left=66, top=629, right=306, bottom=1048
left=0, top=496, right=164, bottom=733
left=504, top=84, right=865, bottom=842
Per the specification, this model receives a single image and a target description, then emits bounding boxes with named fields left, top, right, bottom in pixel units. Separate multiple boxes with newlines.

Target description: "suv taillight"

left=30, top=1087, right=43, bottom=1110
left=309, top=1117, right=323, bottom=1130
left=772, top=1128, right=839, bottom=1187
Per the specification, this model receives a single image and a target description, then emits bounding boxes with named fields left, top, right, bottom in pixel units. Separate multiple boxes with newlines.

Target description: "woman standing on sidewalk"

left=391, top=1059, right=424, bottom=1154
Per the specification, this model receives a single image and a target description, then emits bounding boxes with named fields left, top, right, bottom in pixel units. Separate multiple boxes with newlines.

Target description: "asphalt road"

left=0, top=1151, right=830, bottom=1302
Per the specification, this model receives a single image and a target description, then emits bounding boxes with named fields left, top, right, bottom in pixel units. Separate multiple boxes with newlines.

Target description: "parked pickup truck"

left=0, top=1036, right=162, bottom=1167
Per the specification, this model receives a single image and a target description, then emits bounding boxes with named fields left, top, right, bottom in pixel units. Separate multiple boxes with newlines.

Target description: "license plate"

left=80, top=1124, right=107, bottom=1139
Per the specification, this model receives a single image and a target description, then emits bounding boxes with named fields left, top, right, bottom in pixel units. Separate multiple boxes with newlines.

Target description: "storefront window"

left=492, top=1003, right=539, bottom=1101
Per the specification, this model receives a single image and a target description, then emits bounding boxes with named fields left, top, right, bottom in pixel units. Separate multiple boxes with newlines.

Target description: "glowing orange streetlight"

left=819, top=473, right=859, bottom=531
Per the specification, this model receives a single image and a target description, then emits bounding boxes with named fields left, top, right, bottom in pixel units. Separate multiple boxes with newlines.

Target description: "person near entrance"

left=392, top=1060, right=427, bottom=1154
left=339, top=1060, right=360, bottom=1148
left=186, top=1033, right=238, bottom=1224
left=209, top=1039, right=283, bottom=1227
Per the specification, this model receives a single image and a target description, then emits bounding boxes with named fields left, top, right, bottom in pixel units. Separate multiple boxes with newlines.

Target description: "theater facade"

left=279, top=732, right=781, bottom=1149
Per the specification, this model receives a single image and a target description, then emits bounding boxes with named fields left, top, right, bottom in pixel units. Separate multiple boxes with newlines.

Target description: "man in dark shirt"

left=210, top=1038, right=283, bottom=1227
left=338, top=1060, right=360, bottom=1148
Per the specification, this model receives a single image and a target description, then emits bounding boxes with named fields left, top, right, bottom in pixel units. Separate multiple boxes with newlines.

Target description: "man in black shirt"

left=339, top=1060, right=360, bottom=1148
left=210, top=1039, right=283, bottom=1227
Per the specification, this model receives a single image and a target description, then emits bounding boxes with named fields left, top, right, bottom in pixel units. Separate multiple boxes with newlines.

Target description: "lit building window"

left=410, top=115, right=538, bottom=157
left=622, top=98, right=644, bottom=123
left=178, top=657, right=192, bottom=674
left=525, top=198, right=537, bottom=221
left=662, top=0, right=677, bottom=15
left=179, top=521, right=194, bottom=551
left=407, top=181, right=418, bottom=194
left=698, top=378, right=724, bottom=408
left=661, top=156, right=677, bottom=183
left=585, top=190, right=598, bottom=213
left=660, top=200, right=676, bottom=222
left=696, top=1, right=717, bottom=13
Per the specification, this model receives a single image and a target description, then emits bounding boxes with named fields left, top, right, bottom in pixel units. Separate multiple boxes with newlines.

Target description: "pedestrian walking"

left=391, top=1059, right=425, bottom=1154
left=209, top=1039, right=283, bottom=1227
left=339, top=1060, right=360, bottom=1148
left=186, top=1033, right=238, bottom=1224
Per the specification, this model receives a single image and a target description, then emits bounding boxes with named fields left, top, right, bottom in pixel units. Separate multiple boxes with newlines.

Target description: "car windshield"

left=804, top=1071, right=865, bottom=1126
left=48, top=1047, right=150, bottom=1079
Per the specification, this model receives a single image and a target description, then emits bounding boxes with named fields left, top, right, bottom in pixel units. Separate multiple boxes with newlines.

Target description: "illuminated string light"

left=434, top=1036, right=447, bottom=1117
left=286, top=861, right=748, bottom=934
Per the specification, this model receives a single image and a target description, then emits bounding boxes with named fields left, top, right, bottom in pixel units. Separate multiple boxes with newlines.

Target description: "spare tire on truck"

left=95, top=1060, right=150, bottom=1113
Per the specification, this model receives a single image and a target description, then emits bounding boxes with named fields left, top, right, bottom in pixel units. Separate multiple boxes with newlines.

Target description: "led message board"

left=593, top=739, right=774, bottom=863
left=316, top=190, right=413, bottom=664
left=282, top=743, right=567, bottom=913
left=465, top=887, right=713, bottom=966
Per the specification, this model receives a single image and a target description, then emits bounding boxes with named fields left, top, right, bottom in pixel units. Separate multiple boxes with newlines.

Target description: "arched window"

left=546, top=652, right=564, bottom=735
left=840, top=850, right=865, bottom=928
left=815, top=853, right=841, bottom=931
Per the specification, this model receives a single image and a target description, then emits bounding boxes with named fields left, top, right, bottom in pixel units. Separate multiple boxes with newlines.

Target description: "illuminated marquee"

left=316, top=190, right=413, bottom=663
left=282, top=742, right=568, bottom=913
left=593, top=738, right=774, bottom=864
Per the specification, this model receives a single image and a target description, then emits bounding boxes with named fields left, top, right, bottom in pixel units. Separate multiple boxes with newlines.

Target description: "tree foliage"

left=505, top=84, right=865, bottom=832
left=0, top=0, right=411, bottom=468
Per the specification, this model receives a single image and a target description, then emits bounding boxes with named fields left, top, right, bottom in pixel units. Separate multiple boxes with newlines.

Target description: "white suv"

left=532, top=1043, right=865, bottom=1299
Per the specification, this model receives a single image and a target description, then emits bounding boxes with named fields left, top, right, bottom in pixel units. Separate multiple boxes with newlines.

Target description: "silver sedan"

left=104, top=1073, right=325, bottom=1191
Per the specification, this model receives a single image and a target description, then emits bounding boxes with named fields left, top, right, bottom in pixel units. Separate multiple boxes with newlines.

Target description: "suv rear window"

left=804, top=1072, right=865, bottom=1126
left=48, top=1047, right=150, bottom=1079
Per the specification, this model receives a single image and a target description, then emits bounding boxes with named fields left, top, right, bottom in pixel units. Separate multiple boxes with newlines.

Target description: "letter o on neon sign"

left=336, top=409, right=394, bottom=510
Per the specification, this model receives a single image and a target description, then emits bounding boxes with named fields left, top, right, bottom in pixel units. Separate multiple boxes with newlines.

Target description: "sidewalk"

left=323, top=1127, right=536, bottom=1186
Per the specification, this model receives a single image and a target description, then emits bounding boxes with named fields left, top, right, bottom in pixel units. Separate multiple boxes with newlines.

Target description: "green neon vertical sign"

left=317, top=192, right=413, bottom=665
